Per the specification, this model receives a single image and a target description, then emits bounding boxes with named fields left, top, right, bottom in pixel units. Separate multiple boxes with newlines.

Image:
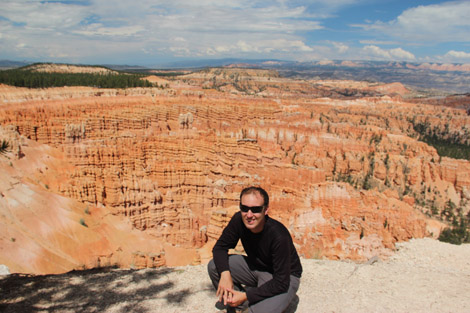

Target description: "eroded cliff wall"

left=1, top=69, right=468, bottom=273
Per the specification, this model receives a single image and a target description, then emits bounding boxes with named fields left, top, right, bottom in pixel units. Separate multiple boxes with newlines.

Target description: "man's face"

left=240, top=192, right=268, bottom=233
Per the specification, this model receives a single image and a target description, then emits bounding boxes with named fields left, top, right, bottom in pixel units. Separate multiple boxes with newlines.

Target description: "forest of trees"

left=411, top=120, right=470, bottom=161
left=421, top=136, right=470, bottom=160
left=0, top=67, right=157, bottom=89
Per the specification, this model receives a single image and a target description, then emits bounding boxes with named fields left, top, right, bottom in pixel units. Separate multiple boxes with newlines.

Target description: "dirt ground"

left=1, top=238, right=469, bottom=313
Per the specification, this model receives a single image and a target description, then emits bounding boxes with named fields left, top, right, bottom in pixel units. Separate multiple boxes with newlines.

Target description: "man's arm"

left=212, top=213, right=242, bottom=303
left=216, top=271, right=235, bottom=305
left=212, top=212, right=241, bottom=274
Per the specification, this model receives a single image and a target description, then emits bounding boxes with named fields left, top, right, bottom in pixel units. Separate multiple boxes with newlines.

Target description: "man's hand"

left=216, top=271, right=234, bottom=305
left=226, top=288, right=248, bottom=307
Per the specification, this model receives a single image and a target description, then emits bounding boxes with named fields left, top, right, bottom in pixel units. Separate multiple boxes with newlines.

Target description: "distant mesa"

left=25, top=63, right=118, bottom=74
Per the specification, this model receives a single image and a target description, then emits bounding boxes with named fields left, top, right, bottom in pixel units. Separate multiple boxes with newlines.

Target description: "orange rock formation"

left=1, top=68, right=468, bottom=274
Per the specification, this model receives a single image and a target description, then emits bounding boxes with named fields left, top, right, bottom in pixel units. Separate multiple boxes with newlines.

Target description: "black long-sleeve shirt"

left=212, top=211, right=302, bottom=304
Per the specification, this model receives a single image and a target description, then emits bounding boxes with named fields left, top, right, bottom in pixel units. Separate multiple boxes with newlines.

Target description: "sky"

left=1, top=0, right=470, bottom=66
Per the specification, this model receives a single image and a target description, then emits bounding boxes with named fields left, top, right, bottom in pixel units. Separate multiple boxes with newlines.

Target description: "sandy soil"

left=1, top=238, right=469, bottom=313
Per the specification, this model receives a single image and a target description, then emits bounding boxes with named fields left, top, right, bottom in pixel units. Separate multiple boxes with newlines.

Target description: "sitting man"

left=208, top=186, right=302, bottom=313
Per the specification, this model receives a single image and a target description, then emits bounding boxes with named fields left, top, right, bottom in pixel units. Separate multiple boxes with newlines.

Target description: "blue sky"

left=1, top=0, right=470, bottom=66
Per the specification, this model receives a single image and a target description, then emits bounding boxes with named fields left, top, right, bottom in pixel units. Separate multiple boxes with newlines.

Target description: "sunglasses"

left=239, top=204, right=265, bottom=214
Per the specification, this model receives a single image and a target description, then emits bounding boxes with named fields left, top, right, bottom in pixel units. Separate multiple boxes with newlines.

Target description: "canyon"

left=0, top=67, right=469, bottom=274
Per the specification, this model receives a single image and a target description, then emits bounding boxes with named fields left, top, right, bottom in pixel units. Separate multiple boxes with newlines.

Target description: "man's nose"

left=246, top=210, right=254, bottom=216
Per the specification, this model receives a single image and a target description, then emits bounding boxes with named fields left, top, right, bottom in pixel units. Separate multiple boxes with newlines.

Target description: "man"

left=208, top=186, right=302, bottom=313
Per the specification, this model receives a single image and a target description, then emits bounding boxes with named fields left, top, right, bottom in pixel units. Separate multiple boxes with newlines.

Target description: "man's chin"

left=243, top=220, right=256, bottom=229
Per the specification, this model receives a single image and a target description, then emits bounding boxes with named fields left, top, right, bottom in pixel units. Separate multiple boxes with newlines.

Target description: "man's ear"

left=264, top=206, right=269, bottom=215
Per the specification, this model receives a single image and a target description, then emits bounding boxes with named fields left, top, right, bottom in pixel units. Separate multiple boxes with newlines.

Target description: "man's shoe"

left=215, top=301, right=249, bottom=313
left=215, top=301, right=226, bottom=310
left=226, top=306, right=248, bottom=313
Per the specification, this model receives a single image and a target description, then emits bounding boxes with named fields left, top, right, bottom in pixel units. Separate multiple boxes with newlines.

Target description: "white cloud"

left=5, top=0, right=457, bottom=64
left=356, top=1, right=470, bottom=43
left=0, top=0, right=326, bottom=62
left=73, top=25, right=145, bottom=37
left=439, top=50, right=470, bottom=63
left=265, top=39, right=313, bottom=52
left=197, top=38, right=313, bottom=56
left=332, top=42, right=349, bottom=54
left=215, top=45, right=230, bottom=53
left=1, top=1, right=87, bottom=30
left=445, top=50, right=470, bottom=59
left=389, top=48, right=415, bottom=60
left=363, top=45, right=389, bottom=59
left=237, top=41, right=255, bottom=53
left=359, top=40, right=398, bottom=45
left=362, top=45, right=415, bottom=61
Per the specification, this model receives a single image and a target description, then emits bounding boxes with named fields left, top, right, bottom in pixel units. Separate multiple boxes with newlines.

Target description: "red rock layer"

left=1, top=69, right=468, bottom=274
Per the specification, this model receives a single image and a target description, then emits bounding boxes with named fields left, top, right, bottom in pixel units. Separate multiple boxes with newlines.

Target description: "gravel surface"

left=1, top=238, right=469, bottom=313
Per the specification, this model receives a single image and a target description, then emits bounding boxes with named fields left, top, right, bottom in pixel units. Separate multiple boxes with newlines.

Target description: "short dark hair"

left=240, top=186, right=269, bottom=207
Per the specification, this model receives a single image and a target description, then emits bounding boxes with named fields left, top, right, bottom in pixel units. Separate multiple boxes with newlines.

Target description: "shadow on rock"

left=0, top=266, right=188, bottom=312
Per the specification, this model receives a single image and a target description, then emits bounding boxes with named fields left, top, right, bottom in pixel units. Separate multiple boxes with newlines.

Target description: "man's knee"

left=207, top=259, right=215, bottom=272
left=207, top=259, right=220, bottom=288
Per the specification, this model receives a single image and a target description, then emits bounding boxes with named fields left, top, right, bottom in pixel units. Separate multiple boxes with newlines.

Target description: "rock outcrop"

left=1, top=68, right=468, bottom=274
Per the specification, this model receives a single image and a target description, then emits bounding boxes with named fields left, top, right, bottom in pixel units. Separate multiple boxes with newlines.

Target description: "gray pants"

left=208, top=255, right=300, bottom=313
